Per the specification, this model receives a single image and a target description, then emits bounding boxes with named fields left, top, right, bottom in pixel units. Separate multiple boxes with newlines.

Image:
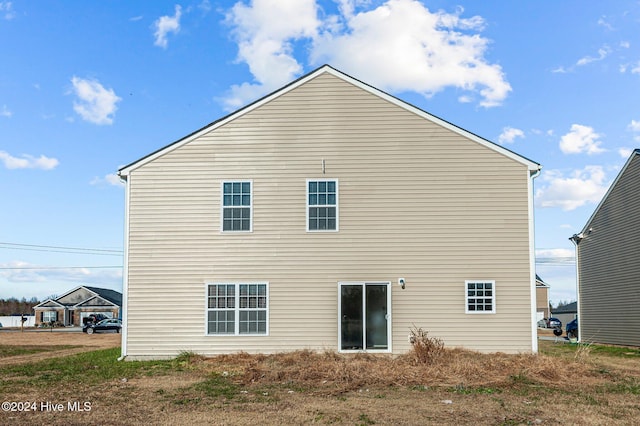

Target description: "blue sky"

left=1, top=0, right=639, bottom=305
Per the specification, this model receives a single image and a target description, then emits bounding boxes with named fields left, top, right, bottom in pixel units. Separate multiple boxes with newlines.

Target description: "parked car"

left=83, top=318, right=122, bottom=334
left=566, top=318, right=578, bottom=339
left=548, top=317, right=562, bottom=328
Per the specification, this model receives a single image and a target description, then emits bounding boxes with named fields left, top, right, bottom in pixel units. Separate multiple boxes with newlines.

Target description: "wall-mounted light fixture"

left=398, top=278, right=405, bottom=289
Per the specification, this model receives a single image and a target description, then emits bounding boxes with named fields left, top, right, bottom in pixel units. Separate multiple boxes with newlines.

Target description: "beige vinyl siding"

left=577, top=153, right=640, bottom=346
left=124, top=72, right=534, bottom=358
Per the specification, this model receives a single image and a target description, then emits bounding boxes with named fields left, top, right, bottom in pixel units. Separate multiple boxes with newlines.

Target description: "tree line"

left=0, top=297, right=40, bottom=316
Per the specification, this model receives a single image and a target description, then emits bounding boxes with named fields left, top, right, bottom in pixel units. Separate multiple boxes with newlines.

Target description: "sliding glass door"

left=339, top=282, right=390, bottom=351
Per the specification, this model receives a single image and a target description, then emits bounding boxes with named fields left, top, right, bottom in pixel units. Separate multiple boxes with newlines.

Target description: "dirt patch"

left=0, top=330, right=120, bottom=365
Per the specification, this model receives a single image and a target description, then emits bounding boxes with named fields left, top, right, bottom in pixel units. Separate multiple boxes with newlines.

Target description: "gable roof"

left=119, top=64, right=540, bottom=177
left=84, top=286, right=122, bottom=306
left=574, top=149, right=640, bottom=239
left=535, top=274, right=550, bottom=288
left=33, top=299, right=65, bottom=309
left=33, top=285, right=122, bottom=308
left=74, top=295, right=118, bottom=308
left=552, top=301, right=577, bottom=314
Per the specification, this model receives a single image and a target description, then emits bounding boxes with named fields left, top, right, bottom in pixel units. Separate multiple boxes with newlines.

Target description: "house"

left=551, top=301, right=577, bottom=328
left=33, top=286, right=122, bottom=326
left=535, top=274, right=550, bottom=321
left=570, top=149, right=640, bottom=346
left=118, top=65, right=541, bottom=360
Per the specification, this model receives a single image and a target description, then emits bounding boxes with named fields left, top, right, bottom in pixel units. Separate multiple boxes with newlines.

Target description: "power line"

left=0, top=266, right=122, bottom=270
left=0, top=242, right=123, bottom=256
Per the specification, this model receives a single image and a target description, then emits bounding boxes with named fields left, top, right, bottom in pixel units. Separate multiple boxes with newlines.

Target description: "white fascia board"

left=33, top=299, right=65, bottom=308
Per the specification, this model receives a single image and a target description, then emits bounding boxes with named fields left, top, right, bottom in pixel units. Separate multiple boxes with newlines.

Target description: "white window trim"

left=42, top=311, right=58, bottom=322
left=306, top=178, right=339, bottom=232
left=220, top=180, right=253, bottom=233
left=205, top=282, right=269, bottom=336
left=465, top=280, right=496, bottom=314
left=337, top=281, right=392, bottom=353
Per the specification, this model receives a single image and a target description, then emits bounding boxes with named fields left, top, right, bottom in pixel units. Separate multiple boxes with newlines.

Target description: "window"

left=307, top=179, right=338, bottom=231
left=222, top=181, right=252, bottom=232
left=465, top=281, right=495, bottom=314
left=42, top=311, right=57, bottom=322
left=207, top=283, right=268, bottom=335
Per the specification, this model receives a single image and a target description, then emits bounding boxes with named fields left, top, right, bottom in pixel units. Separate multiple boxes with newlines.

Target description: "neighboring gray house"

left=33, top=286, right=122, bottom=326
left=118, top=65, right=541, bottom=360
left=551, top=301, right=577, bottom=327
left=570, top=149, right=640, bottom=346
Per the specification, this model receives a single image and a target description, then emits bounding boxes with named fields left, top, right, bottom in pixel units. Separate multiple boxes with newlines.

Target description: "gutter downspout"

left=117, top=172, right=130, bottom=362
left=569, top=233, right=582, bottom=343
left=528, top=167, right=542, bottom=354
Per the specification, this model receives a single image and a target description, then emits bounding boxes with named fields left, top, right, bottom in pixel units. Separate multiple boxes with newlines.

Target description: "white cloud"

left=576, top=46, right=610, bottom=66
left=559, top=124, right=605, bottom=155
left=153, top=5, right=182, bottom=49
left=535, top=166, right=609, bottom=211
left=0, top=104, right=11, bottom=117
left=70, top=76, right=121, bottom=125
left=631, top=61, right=640, bottom=74
left=597, top=17, right=614, bottom=31
left=628, top=119, right=640, bottom=132
left=311, top=0, right=510, bottom=107
left=0, top=1, right=15, bottom=20
left=0, top=261, right=122, bottom=299
left=223, top=0, right=319, bottom=110
left=498, top=127, right=524, bottom=144
left=535, top=248, right=575, bottom=263
left=223, top=0, right=511, bottom=109
left=90, top=173, right=124, bottom=187
left=0, top=151, right=59, bottom=170
left=619, top=147, right=633, bottom=158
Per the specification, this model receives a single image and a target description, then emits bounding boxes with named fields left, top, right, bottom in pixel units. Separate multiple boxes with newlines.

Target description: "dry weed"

left=201, top=345, right=592, bottom=395
left=408, top=326, right=445, bottom=364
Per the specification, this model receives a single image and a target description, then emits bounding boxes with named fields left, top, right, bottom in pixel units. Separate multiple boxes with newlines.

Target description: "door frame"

left=337, top=281, right=392, bottom=353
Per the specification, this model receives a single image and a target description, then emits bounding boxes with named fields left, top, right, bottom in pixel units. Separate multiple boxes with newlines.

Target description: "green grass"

left=0, top=344, right=78, bottom=357
left=540, top=340, right=640, bottom=358
left=0, top=347, right=174, bottom=392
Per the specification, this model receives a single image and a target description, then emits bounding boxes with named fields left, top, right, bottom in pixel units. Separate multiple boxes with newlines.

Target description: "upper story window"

left=307, top=179, right=338, bottom=231
left=465, top=280, right=496, bottom=314
left=222, top=181, right=252, bottom=232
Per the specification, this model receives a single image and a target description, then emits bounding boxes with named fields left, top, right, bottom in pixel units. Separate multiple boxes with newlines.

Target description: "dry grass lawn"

left=1, top=329, right=639, bottom=425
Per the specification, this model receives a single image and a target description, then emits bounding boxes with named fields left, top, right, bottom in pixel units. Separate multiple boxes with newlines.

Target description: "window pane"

left=223, top=182, right=232, bottom=193
left=319, top=181, right=326, bottom=192
left=309, top=194, right=317, bottom=205
left=242, top=182, right=250, bottom=193
left=327, top=181, right=335, bottom=192
left=242, top=195, right=250, bottom=206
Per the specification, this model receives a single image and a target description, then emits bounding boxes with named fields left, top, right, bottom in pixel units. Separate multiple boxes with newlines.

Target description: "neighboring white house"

left=118, top=65, right=541, bottom=360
